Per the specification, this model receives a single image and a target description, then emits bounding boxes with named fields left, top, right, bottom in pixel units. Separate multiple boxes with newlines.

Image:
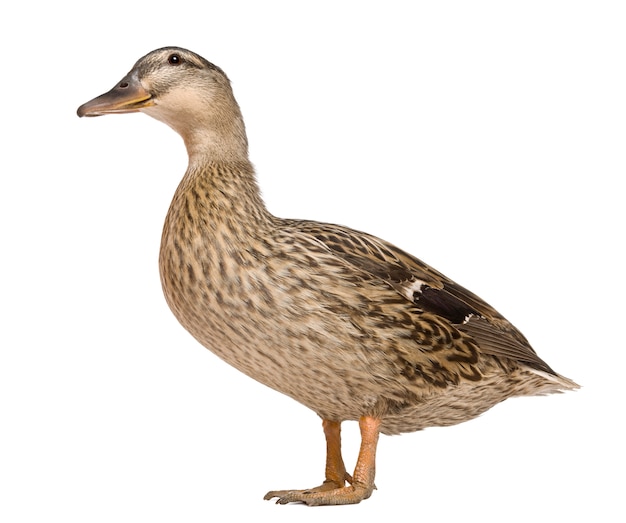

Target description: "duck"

left=77, top=47, right=578, bottom=506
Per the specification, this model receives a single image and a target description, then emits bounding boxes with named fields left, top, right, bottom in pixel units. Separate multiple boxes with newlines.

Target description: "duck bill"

left=77, top=72, right=154, bottom=117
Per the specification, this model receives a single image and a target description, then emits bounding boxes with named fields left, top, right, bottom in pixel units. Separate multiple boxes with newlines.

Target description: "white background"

left=1, top=1, right=623, bottom=521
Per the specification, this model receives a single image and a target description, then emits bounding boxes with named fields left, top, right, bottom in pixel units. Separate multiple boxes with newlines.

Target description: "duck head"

left=77, top=47, right=248, bottom=161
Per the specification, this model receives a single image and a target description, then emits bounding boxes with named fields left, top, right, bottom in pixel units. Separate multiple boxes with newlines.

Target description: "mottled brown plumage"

left=78, top=47, right=578, bottom=505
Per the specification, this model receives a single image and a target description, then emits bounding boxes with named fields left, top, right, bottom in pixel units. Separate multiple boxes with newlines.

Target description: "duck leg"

left=264, top=416, right=380, bottom=506
left=320, top=419, right=353, bottom=489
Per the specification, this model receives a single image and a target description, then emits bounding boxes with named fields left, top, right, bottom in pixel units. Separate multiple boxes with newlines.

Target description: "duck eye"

left=168, top=54, right=181, bottom=65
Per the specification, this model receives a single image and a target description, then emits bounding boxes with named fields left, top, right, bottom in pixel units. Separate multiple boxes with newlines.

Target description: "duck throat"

left=182, top=113, right=249, bottom=167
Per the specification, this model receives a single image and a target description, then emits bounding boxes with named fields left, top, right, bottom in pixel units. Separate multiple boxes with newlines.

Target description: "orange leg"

left=264, top=416, right=381, bottom=506
left=321, top=419, right=353, bottom=489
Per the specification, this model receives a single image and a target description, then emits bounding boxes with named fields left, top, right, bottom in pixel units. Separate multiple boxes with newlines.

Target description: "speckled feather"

left=158, top=157, right=576, bottom=435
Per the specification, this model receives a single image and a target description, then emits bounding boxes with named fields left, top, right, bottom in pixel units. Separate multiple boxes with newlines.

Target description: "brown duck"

left=77, top=47, right=578, bottom=506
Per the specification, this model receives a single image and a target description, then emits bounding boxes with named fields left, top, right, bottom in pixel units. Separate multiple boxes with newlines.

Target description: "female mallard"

left=77, top=47, right=578, bottom=506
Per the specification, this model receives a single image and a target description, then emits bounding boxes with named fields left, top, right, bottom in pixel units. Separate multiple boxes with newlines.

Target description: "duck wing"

left=289, top=221, right=556, bottom=376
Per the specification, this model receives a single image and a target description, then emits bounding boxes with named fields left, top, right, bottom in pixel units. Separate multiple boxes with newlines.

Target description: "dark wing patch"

left=413, top=285, right=476, bottom=325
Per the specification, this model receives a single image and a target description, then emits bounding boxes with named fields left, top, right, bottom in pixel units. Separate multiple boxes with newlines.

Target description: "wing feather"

left=288, top=220, right=555, bottom=375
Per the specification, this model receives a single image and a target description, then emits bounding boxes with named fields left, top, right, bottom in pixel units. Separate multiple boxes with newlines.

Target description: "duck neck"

left=182, top=112, right=249, bottom=167
left=170, top=158, right=274, bottom=237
